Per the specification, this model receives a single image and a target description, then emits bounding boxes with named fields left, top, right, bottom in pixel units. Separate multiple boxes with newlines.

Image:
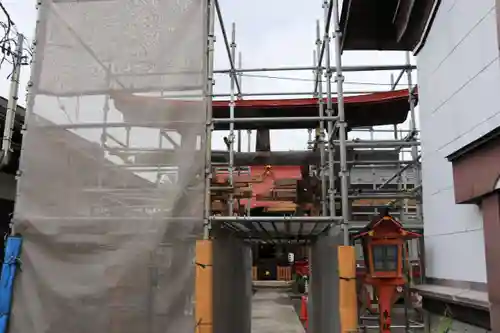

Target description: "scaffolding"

left=202, top=2, right=425, bottom=329
left=5, top=0, right=424, bottom=331
left=9, top=0, right=422, bottom=253
left=204, top=0, right=422, bottom=245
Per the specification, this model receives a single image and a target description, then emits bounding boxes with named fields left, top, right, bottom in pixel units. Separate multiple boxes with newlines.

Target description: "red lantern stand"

left=353, top=211, right=421, bottom=333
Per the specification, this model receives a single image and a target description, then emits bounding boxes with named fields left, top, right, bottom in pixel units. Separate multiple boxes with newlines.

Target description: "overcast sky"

left=0, top=0, right=418, bottom=153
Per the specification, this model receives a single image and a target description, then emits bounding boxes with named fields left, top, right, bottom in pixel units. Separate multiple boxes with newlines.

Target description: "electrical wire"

left=0, top=1, right=13, bottom=43
left=239, top=72, right=407, bottom=87
left=0, top=2, right=32, bottom=78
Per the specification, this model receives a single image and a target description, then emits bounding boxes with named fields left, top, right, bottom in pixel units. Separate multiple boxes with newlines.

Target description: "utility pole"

left=1, top=33, right=23, bottom=169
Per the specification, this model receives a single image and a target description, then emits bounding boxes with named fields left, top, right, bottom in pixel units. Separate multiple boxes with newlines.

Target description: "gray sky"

left=0, top=0, right=418, bottom=153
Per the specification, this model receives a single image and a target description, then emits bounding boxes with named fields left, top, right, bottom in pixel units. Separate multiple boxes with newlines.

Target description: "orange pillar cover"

left=195, top=240, right=213, bottom=333
left=338, top=246, right=358, bottom=333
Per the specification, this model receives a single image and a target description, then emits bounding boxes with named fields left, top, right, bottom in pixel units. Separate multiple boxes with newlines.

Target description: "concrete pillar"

left=212, top=226, right=252, bottom=333
left=309, top=229, right=343, bottom=333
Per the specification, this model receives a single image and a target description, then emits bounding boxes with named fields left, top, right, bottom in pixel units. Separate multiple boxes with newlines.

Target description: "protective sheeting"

left=0, top=237, right=22, bottom=333
left=10, top=0, right=207, bottom=332
left=36, top=0, right=205, bottom=96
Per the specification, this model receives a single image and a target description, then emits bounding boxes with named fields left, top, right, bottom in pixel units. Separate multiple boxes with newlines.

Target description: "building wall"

left=417, top=0, right=500, bottom=283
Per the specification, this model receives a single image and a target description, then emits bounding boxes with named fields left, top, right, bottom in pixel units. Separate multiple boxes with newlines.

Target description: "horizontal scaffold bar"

left=334, top=140, right=421, bottom=148
left=213, top=64, right=417, bottom=74
left=338, top=193, right=418, bottom=199
left=209, top=216, right=342, bottom=223
left=212, top=116, right=339, bottom=124
left=37, top=121, right=203, bottom=130
left=212, top=91, right=376, bottom=97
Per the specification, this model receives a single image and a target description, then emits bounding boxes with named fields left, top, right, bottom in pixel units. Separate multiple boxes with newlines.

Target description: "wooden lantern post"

left=353, top=208, right=421, bottom=333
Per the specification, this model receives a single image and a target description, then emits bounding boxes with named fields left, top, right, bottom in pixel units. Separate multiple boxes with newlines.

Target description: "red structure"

left=213, top=165, right=302, bottom=211
left=293, top=259, right=309, bottom=278
left=111, top=88, right=416, bottom=130
left=353, top=209, right=421, bottom=333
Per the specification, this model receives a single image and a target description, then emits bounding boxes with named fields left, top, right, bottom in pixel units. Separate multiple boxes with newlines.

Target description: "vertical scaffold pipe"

left=203, top=0, right=216, bottom=239
left=406, top=51, right=421, bottom=220
left=390, top=74, right=407, bottom=222
left=323, top=0, right=337, bottom=228
left=237, top=52, right=243, bottom=153
left=395, top=124, right=406, bottom=222
left=314, top=26, right=328, bottom=217
left=228, top=22, right=237, bottom=215
left=331, top=0, right=349, bottom=245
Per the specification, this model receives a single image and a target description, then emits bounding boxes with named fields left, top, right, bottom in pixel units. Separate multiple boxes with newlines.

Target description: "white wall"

left=417, top=0, right=500, bottom=283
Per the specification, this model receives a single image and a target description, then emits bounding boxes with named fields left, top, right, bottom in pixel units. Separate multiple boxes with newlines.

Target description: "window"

left=372, top=244, right=399, bottom=272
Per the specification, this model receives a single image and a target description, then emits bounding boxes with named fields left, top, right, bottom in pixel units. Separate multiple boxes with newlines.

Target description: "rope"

left=339, top=275, right=356, bottom=281
left=195, top=262, right=212, bottom=269
left=195, top=317, right=213, bottom=333
left=3, top=255, right=21, bottom=288
left=195, top=318, right=203, bottom=333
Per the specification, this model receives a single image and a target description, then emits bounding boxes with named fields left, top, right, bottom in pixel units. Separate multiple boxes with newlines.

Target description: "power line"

left=238, top=72, right=407, bottom=87
left=0, top=1, right=13, bottom=42
left=0, top=1, right=31, bottom=78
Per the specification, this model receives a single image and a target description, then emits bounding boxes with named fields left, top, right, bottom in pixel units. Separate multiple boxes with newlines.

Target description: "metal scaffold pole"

left=390, top=72, right=406, bottom=222
left=237, top=51, right=243, bottom=153
left=228, top=22, right=237, bottom=215
left=211, top=216, right=342, bottom=223
left=213, top=116, right=339, bottom=124
left=322, top=1, right=337, bottom=229
left=203, top=0, right=216, bottom=239
left=406, top=51, right=422, bottom=220
left=314, top=28, right=328, bottom=217
left=395, top=125, right=406, bottom=221
left=213, top=90, right=388, bottom=98
left=214, top=64, right=416, bottom=74
left=239, top=52, right=252, bottom=154
left=331, top=0, right=350, bottom=245
left=214, top=0, right=242, bottom=96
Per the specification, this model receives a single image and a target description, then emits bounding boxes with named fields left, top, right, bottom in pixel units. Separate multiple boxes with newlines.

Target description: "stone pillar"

left=212, top=226, right=252, bottom=333
left=309, top=229, right=343, bottom=333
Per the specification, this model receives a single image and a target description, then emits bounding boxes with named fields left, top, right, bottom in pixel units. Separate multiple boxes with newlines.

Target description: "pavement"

left=251, top=289, right=305, bottom=333
left=252, top=288, right=423, bottom=332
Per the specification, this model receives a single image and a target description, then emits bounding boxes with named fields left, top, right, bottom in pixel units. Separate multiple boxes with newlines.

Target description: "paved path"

left=252, top=289, right=305, bottom=333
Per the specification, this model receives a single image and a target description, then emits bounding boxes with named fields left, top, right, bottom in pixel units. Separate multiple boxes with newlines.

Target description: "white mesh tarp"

left=10, top=0, right=207, bottom=332
left=36, top=0, right=205, bottom=96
